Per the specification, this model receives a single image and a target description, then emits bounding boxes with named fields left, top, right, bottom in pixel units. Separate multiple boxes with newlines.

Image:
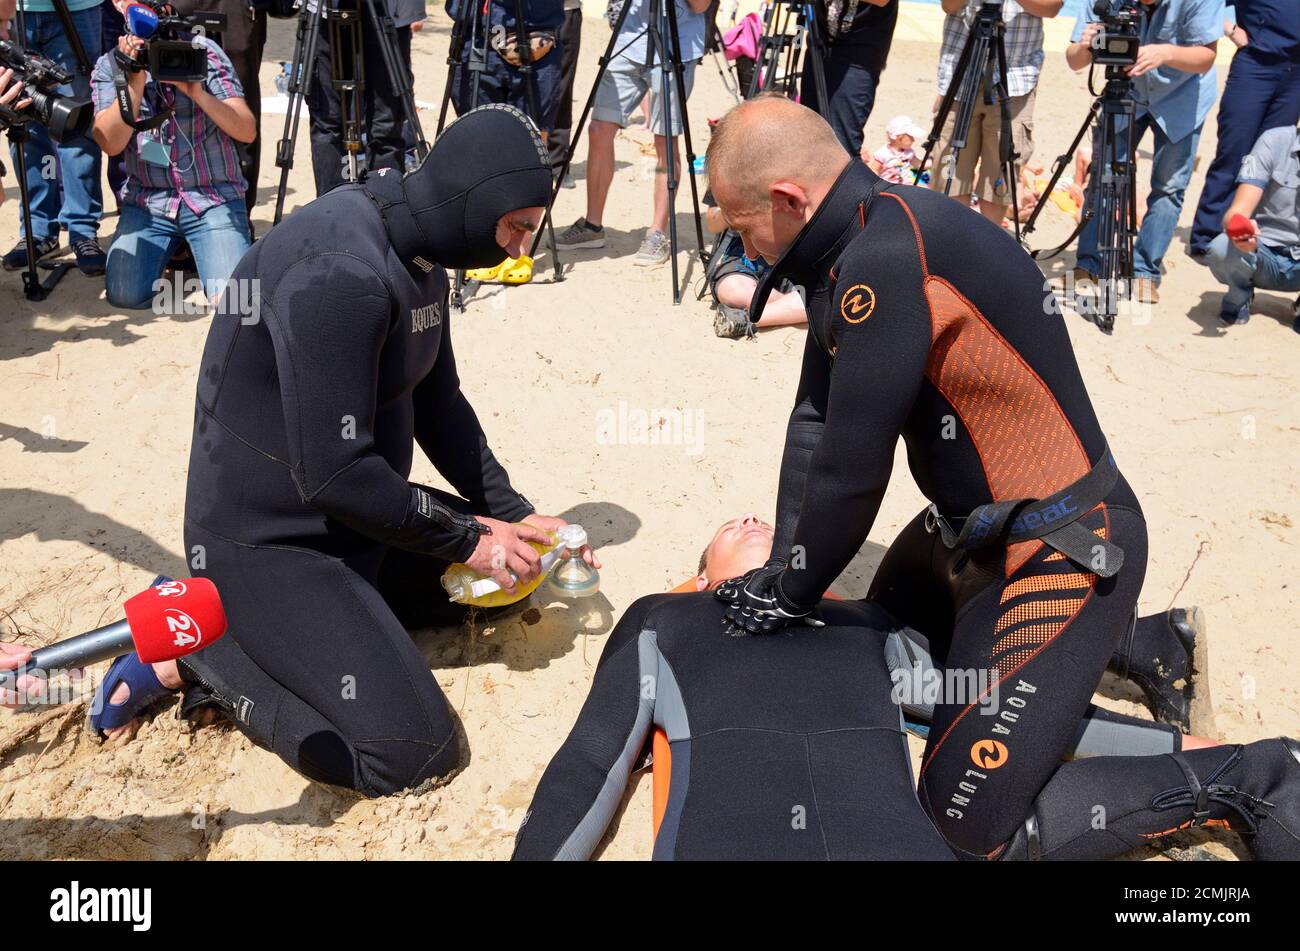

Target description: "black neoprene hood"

left=401, top=105, right=553, bottom=269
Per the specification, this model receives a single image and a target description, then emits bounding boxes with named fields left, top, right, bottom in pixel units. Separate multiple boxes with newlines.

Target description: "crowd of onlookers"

left=695, top=0, right=1298, bottom=336
left=0, top=0, right=1295, bottom=335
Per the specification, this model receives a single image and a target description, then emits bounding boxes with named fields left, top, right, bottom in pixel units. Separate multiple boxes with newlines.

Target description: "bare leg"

left=717, top=275, right=807, bottom=329
left=977, top=199, right=1008, bottom=224
left=585, top=119, right=619, bottom=228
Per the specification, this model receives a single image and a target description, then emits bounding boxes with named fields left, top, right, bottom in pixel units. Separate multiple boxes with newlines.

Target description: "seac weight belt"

left=924, top=446, right=1125, bottom=578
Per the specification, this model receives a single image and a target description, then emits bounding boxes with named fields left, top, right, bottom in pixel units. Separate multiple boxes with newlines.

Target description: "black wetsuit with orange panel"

left=760, top=162, right=1149, bottom=858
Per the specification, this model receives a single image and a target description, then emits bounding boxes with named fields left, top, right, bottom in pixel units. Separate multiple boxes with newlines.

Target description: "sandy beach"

left=1, top=4, right=1297, bottom=861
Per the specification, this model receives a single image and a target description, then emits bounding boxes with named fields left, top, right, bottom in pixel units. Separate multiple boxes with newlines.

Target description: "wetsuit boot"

left=1110, top=607, right=1213, bottom=734
left=1001, top=737, right=1300, bottom=860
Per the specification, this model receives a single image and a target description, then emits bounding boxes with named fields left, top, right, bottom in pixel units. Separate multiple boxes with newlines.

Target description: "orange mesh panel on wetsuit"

left=921, top=276, right=1093, bottom=577
left=988, top=522, right=1109, bottom=675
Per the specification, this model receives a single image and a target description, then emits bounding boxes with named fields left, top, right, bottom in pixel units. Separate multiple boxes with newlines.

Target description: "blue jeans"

left=8, top=7, right=104, bottom=240
left=1205, top=234, right=1300, bottom=312
left=106, top=202, right=252, bottom=310
left=1076, top=113, right=1200, bottom=283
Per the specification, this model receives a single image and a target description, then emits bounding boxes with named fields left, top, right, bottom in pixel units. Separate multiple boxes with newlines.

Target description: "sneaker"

left=70, top=235, right=107, bottom=276
left=3, top=235, right=61, bottom=271
left=1219, top=295, right=1252, bottom=326
left=713, top=304, right=756, bottom=339
left=634, top=229, right=670, bottom=267
left=555, top=217, right=605, bottom=250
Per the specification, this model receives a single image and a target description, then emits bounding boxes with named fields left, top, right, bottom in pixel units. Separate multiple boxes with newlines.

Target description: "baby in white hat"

left=864, top=116, right=926, bottom=185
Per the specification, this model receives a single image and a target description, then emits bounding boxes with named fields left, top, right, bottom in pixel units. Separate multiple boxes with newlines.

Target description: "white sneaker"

left=634, top=229, right=670, bottom=267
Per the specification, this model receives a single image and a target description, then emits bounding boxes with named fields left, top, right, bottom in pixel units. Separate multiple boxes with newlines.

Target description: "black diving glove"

left=714, top=558, right=821, bottom=635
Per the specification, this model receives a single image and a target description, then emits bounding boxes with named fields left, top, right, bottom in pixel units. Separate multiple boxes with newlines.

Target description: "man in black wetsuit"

left=700, top=95, right=1278, bottom=860
left=159, top=106, right=594, bottom=797
left=512, top=517, right=1300, bottom=861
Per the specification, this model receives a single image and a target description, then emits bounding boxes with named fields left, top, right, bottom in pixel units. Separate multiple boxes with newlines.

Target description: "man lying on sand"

left=512, top=515, right=1300, bottom=861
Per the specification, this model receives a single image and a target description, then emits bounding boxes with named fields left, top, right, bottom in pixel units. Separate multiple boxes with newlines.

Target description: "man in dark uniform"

left=799, top=0, right=898, bottom=154
left=161, top=106, right=595, bottom=797
left=1189, top=0, right=1300, bottom=260
left=704, top=96, right=1159, bottom=859
left=447, top=0, right=566, bottom=137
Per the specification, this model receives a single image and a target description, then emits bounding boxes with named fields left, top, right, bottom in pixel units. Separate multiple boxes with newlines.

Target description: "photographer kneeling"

left=90, top=0, right=255, bottom=310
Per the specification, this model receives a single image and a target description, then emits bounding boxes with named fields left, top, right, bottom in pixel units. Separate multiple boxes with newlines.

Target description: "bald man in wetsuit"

left=701, top=96, right=1250, bottom=860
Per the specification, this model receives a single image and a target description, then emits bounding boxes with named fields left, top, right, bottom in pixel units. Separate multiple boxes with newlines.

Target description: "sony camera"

left=1089, top=0, right=1142, bottom=67
left=117, top=1, right=227, bottom=83
left=0, top=41, right=93, bottom=142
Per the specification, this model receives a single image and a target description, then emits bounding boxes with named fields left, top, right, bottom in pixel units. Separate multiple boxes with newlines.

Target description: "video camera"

left=116, top=1, right=227, bottom=83
left=0, top=40, right=93, bottom=141
left=1089, top=0, right=1142, bottom=68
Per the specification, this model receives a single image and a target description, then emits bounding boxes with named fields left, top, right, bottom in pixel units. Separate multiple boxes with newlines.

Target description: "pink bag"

left=721, top=12, right=762, bottom=61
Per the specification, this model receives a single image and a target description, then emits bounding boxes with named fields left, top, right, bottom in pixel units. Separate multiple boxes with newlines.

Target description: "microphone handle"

left=0, top=619, right=134, bottom=693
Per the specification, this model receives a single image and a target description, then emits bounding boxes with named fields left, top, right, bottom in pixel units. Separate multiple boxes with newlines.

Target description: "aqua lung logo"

left=970, top=739, right=1008, bottom=770
left=411, top=303, right=442, bottom=333
left=946, top=680, right=1038, bottom=822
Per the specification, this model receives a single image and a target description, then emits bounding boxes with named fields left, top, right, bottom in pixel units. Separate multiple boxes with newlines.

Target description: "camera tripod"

left=915, top=0, right=1022, bottom=240
left=5, top=0, right=91, bottom=301
left=1020, top=65, right=1138, bottom=334
left=272, top=0, right=427, bottom=224
left=747, top=0, right=827, bottom=110
left=435, top=0, right=564, bottom=310
left=534, top=0, right=707, bottom=304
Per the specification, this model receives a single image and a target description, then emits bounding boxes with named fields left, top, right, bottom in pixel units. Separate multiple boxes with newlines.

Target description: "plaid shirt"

left=937, top=0, right=1045, bottom=99
left=91, top=37, right=246, bottom=219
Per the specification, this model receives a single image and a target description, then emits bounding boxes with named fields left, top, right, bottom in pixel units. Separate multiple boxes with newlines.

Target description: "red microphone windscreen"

left=123, top=578, right=228, bottom=664
left=1226, top=214, right=1253, bottom=240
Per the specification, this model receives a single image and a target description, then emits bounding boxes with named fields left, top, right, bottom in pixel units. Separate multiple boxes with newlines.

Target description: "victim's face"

left=701, top=513, right=775, bottom=588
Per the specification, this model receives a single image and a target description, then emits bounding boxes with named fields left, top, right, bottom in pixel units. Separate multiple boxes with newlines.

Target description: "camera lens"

left=27, top=89, right=93, bottom=142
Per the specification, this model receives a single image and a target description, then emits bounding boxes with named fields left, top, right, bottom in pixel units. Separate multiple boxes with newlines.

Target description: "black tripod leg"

left=330, top=10, right=364, bottom=184
left=527, top=0, right=637, bottom=260
left=1022, top=96, right=1100, bottom=241
left=436, top=5, right=470, bottom=135
left=49, top=0, right=91, bottom=73
left=992, top=27, right=1021, bottom=241
left=651, top=15, right=682, bottom=303
left=7, top=129, right=72, bottom=301
left=508, top=0, right=562, bottom=280
left=805, top=4, right=829, bottom=121
left=918, top=22, right=981, bottom=187
left=662, top=3, right=706, bottom=268
left=273, top=4, right=322, bottom=224
left=365, top=0, right=428, bottom=159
